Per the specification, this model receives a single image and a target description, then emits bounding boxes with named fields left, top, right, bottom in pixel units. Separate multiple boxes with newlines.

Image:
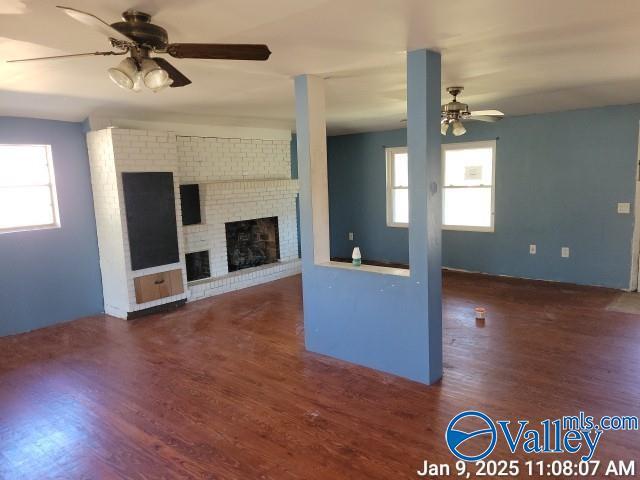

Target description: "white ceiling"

left=1, top=0, right=640, bottom=134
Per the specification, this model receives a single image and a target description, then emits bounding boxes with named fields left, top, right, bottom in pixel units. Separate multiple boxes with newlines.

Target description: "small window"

left=0, top=144, right=60, bottom=234
left=442, top=140, right=496, bottom=232
left=386, top=147, right=409, bottom=227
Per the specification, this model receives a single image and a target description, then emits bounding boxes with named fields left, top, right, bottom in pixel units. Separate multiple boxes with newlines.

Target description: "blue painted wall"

left=326, top=104, right=640, bottom=289
left=295, top=50, right=443, bottom=385
left=0, top=117, right=103, bottom=336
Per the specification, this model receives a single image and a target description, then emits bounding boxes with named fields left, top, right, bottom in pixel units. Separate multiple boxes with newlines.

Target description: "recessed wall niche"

left=180, top=184, right=202, bottom=226
left=185, top=250, right=211, bottom=282
left=122, top=172, right=180, bottom=271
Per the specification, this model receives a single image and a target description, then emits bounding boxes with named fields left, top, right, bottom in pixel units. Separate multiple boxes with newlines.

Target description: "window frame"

left=442, top=140, right=496, bottom=233
left=385, top=146, right=409, bottom=228
left=0, top=144, right=61, bottom=235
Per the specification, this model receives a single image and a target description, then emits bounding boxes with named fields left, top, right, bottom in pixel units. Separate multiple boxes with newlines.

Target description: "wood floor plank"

left=0, top=271, right=639, bottom=479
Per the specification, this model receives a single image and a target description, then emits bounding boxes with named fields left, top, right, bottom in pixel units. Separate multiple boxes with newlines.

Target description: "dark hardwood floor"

left=1, top=272, right=639, bottom=479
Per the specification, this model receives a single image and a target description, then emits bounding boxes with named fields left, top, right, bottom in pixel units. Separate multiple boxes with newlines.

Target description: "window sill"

left=443, top=225, right=494, bottom=233
left=386, top=222, right=408, bottom=228
left=0, top=223, right=61, bottom=235
left=318, top=260, right=410, bottom=277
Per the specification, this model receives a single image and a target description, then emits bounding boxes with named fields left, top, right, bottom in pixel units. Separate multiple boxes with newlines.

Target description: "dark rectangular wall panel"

left=185, top=250, right=211, bottom=281
left=180, top=184, right=201, bottom=225
left=122, top=172, right=179, bottom=270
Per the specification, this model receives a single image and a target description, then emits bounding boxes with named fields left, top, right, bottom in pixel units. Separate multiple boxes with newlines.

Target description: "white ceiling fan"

left=441, top=86, right=504, bottom=136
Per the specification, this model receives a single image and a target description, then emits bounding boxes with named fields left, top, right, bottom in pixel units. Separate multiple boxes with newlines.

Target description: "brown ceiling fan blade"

left=57, top=6, right=134, bottom=44
left=6, top=51, right=126, bottom=63
left=153, top=57, right=192, bottom=87
left=167, top=43, right=271, bottom=61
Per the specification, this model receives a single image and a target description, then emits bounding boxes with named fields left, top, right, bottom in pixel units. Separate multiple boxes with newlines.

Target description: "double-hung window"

left=386, top=147, right=409, bottom=227
left=385, top=140, right=496, bottom=231
left=442, top=140, right=496, bottom=231
left=0, top=144, right=60, bottom=234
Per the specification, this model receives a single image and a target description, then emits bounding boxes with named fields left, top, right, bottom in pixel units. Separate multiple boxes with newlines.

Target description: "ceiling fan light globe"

left=108, top=68, right=134, bottom=89
left=152, top=77, right=174, bottom=92
left=140, top=59, right=171, bottom=91
left=452, top=119, right=466, bottom=136
left=441, top=121, right=449, bottom=135
left=107, top=57, right=138, bottom=90
left=144, top=68, right=172, bottom=91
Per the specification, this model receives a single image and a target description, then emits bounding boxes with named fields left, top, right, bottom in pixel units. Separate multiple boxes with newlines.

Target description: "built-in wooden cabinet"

left=134, top=269, right=184, bottom=304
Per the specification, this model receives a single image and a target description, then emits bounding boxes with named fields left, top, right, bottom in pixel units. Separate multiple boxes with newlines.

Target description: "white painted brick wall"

left=87, top=128, right=300, bottom=317
left=183, top=179, right=299, bottom=278
left=87, top=130, right=130, bottom=318
left=111, top=129, right=189, bottom=312
left=178, top=136, right=300, bottom=301
left=87, top=128, right=189, bottom=318
left=177, top=136, right=291, bottom=182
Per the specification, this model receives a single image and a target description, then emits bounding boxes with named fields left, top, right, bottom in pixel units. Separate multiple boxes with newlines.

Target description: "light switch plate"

left=529, top=244, right=536, bottom=255
left=617, top=202, right=631, bottom=214
left=348, top=232, right=354, bottom=241
left=561, top=247, right=570, bottom=258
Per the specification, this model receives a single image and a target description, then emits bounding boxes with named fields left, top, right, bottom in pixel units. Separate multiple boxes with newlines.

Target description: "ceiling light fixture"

left=107, top=57, right=171, bottom=92
left=441, top=119, right=449, bottom=136
left=440, top=86, right=505, bottom=136
left=107, top=57, right=138, bottom=90
left=452, top=119, right=466, bottom=136
left=140, top=59, right=173, bottom=92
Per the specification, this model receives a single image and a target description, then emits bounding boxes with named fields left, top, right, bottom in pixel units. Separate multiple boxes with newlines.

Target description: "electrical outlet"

left=561, top=247, right=570, bottom=258
left=529, top=244, right=536, bottom=255
left=348, top=232, right=354, bottom=241
left=617, top=202, right=631, bottom=214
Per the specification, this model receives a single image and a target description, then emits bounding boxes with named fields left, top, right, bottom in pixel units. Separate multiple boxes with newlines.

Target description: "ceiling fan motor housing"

left=111, top=10, right=168, bottom=50
left=442, top=100, right=470, bottom=120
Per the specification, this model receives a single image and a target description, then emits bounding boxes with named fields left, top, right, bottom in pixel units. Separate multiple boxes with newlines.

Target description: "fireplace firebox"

left=225, top=217, right=280, bottom=272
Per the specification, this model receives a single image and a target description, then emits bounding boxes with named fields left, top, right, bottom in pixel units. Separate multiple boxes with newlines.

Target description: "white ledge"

left=200, top=178, right=297, bottom=186
left=187, top=259, right=301, bottom=286
left=317, top=261, right=410, bottom=277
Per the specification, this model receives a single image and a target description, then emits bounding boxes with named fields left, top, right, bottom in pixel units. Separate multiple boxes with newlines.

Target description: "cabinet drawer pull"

left=154, top=279, right=165, bottom=285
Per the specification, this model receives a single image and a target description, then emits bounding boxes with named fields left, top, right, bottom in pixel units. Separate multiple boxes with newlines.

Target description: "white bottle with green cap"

left=352, top=247, right=361, bottom=267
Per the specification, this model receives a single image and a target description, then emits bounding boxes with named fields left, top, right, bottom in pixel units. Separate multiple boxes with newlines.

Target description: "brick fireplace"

left=225, top=216, right=280, bottom=272
left=87, top=127, right=301, bottom=317
left=177, top=135, right=300, bottom=301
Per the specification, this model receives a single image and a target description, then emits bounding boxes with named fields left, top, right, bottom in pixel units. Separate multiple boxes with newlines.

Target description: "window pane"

left=444, top=147, right=492, bottom=186
left=393, top=188, right=409, bottom=224
left=0, top=186, right=54, bottom=229
left=443, top=187, right=492, bottom=228
left=393, top=152, right=408, bottom=187
left=0, top=145, right=51, bottom=186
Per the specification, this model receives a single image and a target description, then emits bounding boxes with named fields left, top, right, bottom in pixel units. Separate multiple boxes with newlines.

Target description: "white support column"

left=294, top=75, right=330, bottom=266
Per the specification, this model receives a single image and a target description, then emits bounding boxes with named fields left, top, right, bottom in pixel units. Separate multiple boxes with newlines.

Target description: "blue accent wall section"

left=0, top=117, right=103, bottom=336
left=296, top=50, right=442, bottom=385
left=327, top=104, right=640, bottom=289
left=328, top=129, right=409, bottom=263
